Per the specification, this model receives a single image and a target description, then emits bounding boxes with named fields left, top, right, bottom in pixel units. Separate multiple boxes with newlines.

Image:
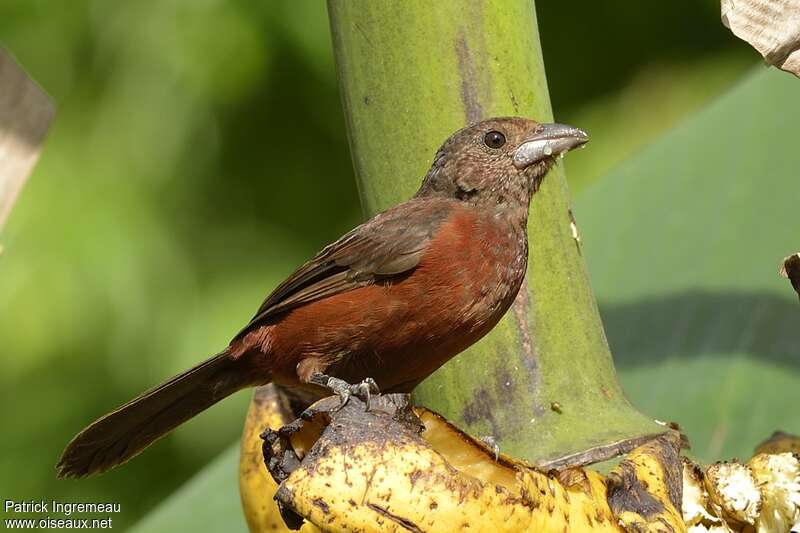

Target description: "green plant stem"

left=327, top=0, right=660, bottom=465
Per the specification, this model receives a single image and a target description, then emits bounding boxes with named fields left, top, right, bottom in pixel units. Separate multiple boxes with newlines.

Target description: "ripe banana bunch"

left=240, top=387, right=799, bottom=533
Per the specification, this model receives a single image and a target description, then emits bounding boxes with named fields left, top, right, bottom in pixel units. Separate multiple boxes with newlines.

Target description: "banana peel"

left=241, top=390, right=799, bottom=532
left=681, top=446, right=800, bottom=532
left=252, top=392, right=683, bottom=532
left=239, top=385, right=322, bottom=533
left=606, top=434, right=684, bottom=532
left=755, top=431, right=800, bottom=456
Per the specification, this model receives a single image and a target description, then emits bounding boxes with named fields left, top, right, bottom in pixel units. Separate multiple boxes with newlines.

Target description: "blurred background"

left=0, top=0, right=758, bottom=529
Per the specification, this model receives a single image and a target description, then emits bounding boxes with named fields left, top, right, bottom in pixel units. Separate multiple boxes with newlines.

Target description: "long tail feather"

left=57, top=351, right=250, bottom=478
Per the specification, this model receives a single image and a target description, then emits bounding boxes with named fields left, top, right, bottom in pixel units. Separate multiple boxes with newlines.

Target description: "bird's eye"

left=483, top=131, right=506, bottom=149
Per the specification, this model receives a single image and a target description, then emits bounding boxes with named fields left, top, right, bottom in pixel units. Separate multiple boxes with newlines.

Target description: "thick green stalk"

left=327, top=0, right=660, bottom=465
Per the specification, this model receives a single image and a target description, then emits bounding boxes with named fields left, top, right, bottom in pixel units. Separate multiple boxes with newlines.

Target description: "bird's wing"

left=234, top=198, right=455, bottom=338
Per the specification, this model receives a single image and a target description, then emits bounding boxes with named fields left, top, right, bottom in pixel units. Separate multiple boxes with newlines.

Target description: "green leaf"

left=128, top=444, right=245, bottom=533
left=576, top=67, right=800, bottom=462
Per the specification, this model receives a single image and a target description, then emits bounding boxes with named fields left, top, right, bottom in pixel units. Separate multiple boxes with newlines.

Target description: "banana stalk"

left=326, top=0, right=662, bottom=471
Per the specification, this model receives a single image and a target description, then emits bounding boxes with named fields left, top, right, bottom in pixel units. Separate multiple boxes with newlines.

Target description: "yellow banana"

left=243, top=391, right=799, bottom=533
left=239, top=385, right=321, bottom=533
left=261, top=394, right=682, bottom=532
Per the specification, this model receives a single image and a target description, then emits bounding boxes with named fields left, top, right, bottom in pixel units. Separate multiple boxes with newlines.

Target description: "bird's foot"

left=309, top=374, right=380, bottom=410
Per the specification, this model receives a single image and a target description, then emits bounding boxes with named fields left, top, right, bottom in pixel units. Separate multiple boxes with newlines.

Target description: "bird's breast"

left=413, top=205, right=528, bottom=330
left=336, top=205, right=528, bottom=390
left=264, top=205, right=529, bottom=392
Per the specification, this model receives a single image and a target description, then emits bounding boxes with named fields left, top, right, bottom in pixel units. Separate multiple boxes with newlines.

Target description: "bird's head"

left=418, top=117, right=588, bottom=205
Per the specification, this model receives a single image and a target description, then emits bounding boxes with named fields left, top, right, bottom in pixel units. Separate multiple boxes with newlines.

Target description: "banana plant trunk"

left=326, top=0, right=661, bottom=466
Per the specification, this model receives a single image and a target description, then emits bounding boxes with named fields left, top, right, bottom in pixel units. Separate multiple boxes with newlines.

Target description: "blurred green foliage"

left=0, top=0, right=756, bottom=529
left=579, top=68, right=800, bottom=463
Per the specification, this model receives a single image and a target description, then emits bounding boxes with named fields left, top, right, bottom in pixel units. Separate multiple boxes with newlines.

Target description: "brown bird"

left=57, top=117, right=588, bottom=478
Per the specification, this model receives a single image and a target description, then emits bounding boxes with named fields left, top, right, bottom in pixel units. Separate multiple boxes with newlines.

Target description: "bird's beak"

left=512, top=123, right=589, bottom=169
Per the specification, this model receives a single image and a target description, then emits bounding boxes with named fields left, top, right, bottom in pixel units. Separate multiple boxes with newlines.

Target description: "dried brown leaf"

left=0, top=47, right=55, bottom=233
left=721, top=0, right=800, bottom=76
left=780, top=253, right=800, bottom=300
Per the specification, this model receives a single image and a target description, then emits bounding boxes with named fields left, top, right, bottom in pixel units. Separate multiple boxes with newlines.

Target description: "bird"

left=57, top=116, right=588, bottom=478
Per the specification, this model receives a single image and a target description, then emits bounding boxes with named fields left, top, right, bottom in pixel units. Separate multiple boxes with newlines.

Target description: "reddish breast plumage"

left=260, top=203, right=528, bottom=395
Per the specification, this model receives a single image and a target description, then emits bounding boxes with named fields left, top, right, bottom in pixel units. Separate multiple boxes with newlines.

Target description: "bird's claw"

left=325, top=376, right=380, bottom=411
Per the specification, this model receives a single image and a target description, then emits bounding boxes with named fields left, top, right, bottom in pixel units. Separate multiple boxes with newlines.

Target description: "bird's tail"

left=57, top=350, right=253, bottom=478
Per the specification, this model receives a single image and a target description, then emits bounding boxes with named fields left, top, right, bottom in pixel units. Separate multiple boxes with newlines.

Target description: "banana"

left=679, top=434, right=800, bottom=533
left=239, top=385, right=321, bottom=533
left=756, top=431, right=800, bottom=456
left=242, top=390, right=800, bottom=533
left=260, top=394, right=682, bottom=532
left=748, top=452, right=800, bottom=533
left=606, top=435, right=685, bottom=531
